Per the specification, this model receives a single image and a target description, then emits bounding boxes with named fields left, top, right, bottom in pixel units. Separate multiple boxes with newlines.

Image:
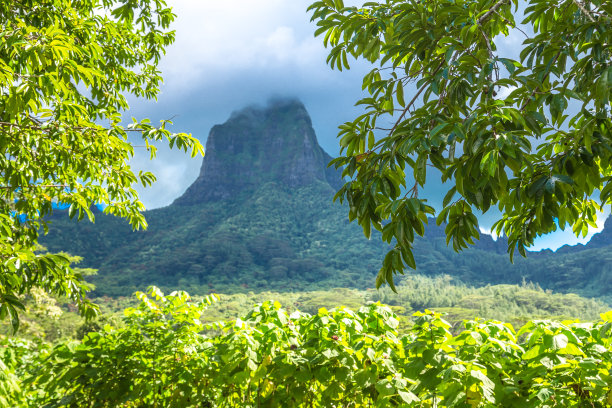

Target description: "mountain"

left=41, top=99, right=612, bottom=300
left=175, top=100, right=341, bottom=204
left=42, top=100, right=383, bottom=295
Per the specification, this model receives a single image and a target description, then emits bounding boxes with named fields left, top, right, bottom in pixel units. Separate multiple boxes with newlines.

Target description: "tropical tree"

left=308, top=0, right=612, bottom=289
left=0, top=0, right=203, bottom=331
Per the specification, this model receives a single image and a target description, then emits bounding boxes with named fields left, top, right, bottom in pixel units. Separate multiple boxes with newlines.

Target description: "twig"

left=478, top=0, right=510, bottom=25
left=388, top=60, right=445, bottom=136
left=572, top=0, right=596, bottom=22
left=402, top=180, right=420, bottom=199
left=435, top=50, right=461, bottom=109
left=480, top=29, right=494, bottom=60
left=520, top=51, right=562, bottom=111
left=409, top=181, right=419, bottom=198
left=479, top=28, right=499, bottom=83
left=494, top=10, right=530, bottom=38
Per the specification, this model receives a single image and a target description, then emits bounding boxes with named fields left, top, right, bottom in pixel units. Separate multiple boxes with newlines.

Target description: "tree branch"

left=478, top=0, right=510, bottom=25
left=388, top=60, right=445, bottom=136
left=384, top=14, right=497, bottom=138
left=520, top=51, right=562, bottom=111
left=0, top=121, right=146, bottom=133
left=479, top=28, right=499, bottom=83
left=572, top=0, right=596, bottom=22
left=494, top=10, right=530, bottom=38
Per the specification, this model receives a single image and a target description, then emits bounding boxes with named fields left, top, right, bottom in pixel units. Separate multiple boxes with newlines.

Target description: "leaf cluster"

left=309, top=0, right=612, bottom=288
left=12, top=287, right=612, bottom=407
left=0, top=0, right=204, bottom=330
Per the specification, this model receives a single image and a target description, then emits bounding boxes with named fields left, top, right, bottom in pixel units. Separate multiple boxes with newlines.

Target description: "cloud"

left=159, top=0, right=330, bottom=90
left=479, top=226, right=499, bottom=241
left=496, top=85, right=517, bottom=100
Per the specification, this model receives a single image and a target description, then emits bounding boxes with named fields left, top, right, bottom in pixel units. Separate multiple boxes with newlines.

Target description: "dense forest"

left=7, top=274, right=609, bottom=343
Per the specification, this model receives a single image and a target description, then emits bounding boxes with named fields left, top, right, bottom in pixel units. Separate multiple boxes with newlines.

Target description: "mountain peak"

left=174, top=99, right=341, bottom=205
left=228, top=98, right=306, bottom=120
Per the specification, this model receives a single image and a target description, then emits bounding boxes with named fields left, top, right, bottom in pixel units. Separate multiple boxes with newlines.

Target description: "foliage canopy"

left=5, top=287, right=612, bottom=407
left=0, top=0, right=203, bottom=331
left=309, top=0, right=612, bottom=288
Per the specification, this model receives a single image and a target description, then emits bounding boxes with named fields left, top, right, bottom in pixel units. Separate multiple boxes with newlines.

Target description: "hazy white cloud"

left=479, top=226, right=499, bottom=241
left=159, top=0, right=329, bottom=90
left=496, top=85, right=517, bottom=100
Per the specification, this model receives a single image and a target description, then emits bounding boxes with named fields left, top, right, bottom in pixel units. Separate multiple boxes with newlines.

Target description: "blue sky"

left=126, top=0, right=608, bottom=251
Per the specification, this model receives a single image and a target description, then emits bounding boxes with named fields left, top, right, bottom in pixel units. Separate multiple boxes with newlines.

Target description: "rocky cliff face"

left=174, top=99, right=341, bottom=205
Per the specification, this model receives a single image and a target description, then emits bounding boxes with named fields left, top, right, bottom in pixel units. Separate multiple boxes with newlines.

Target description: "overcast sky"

left=126, top=0, right=608, bottom=251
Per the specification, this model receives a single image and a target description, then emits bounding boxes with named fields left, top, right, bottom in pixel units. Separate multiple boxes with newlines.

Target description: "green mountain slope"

left=41, top=100, right=612, bottom=300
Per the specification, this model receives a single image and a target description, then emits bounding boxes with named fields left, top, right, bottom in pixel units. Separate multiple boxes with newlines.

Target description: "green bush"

left=15, top=287, right=612, bottom=407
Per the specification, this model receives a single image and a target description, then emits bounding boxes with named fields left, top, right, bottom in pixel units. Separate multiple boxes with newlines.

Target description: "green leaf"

left=551, top=333, right=568, bottom=350
left=415, top=154, right=427, bottom=186
left=523, top=343, right=544, bottom=360
left=560, top=342, right=584, bottom=356
left=536, top=388, right=553, bottom=402
left=600, top=311, right=612, bottom=322
left=396, top=81, right=405, bottom=107
left=398, top=390, right=420, bottom=403
left=499, top=57, right=518, bottom=75
left=430, top=123, right=448, bottom=139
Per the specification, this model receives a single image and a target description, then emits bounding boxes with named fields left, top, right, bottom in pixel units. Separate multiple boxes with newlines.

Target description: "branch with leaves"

left=310, top=0, right=612, bottom=289
left=0, top=0, right=204, bottom=332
